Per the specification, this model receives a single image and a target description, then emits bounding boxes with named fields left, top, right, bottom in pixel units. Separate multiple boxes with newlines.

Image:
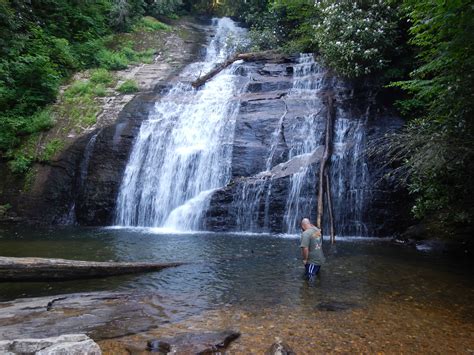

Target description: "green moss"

left=117, top=79, right=139, bottom=94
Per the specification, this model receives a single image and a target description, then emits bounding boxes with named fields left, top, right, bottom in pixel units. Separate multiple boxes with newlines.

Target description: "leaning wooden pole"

left=325, top=171, right=336, bottom=243
left=316, top=94, right=335, bottom=234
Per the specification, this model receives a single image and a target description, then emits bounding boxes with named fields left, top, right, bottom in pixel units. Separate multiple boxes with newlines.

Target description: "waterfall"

left=329, top=107, right=370, bottom=236
left=228, top=53, right=370, bottom=235
left=115, top=18, right=248, bottom=230
left=230, top=54, right=328, bottom=234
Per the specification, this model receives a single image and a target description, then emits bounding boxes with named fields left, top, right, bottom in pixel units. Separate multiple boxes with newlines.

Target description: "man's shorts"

left=305, top=263, right=321, bottom=281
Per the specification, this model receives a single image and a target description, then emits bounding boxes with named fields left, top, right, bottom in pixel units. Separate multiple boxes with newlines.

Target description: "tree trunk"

left=316, top=95, right=335, bottom=231
left=0, top=256, right=184, bottom=282
left=191, top=51, right=282, bottom=88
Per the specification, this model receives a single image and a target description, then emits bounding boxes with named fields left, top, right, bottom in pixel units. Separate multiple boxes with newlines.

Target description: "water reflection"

left=0, top=226, right=472, bottom=322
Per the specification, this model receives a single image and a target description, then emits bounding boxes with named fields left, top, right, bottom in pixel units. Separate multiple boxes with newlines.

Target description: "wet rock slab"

left=0, top=334, right=101, bottom=355
left=0, top=292, right=168, bottom=341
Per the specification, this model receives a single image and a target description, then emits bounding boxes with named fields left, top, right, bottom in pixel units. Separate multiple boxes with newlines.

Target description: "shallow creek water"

left=0, top=226, right=472, bottom=353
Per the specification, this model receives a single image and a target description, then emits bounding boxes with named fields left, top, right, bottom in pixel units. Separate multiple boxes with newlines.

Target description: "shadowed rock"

left=143, top=331, right=240, bottom=354
left=316, top=301, right=357, bottom=312
left=0, top=292, right=170, bottom=341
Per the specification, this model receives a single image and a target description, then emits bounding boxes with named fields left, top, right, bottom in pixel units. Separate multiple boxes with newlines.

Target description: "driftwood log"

left=191, top=50, right=284, bottom=88
left=0, top=256, right=184, bottom=281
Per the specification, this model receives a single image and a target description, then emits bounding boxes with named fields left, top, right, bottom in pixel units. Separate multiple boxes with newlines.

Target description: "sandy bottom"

left=99, top=294, right=473, bottom=354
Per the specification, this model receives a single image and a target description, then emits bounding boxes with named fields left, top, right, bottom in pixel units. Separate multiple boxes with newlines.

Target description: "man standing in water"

left=300, top=218, right=325, bottom=281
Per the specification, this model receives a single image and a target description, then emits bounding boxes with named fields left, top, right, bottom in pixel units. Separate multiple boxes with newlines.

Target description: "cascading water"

left=115, top=18, right=372, bottom=235
left=115, top=18, right=248, bottom=230
left=232, top=54, right=328, bottom=233
left=330, top=108, right=370, bottom=236
left=228, top=53, right=370, bottom=235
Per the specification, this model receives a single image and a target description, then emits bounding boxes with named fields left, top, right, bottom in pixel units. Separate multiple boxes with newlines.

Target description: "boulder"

left=266, top=340, right=296, bottom=355
left=0, top=334, right=101, bottom=355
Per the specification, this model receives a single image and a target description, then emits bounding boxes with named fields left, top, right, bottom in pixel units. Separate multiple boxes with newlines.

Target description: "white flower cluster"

left=313, top=0, right=398, bottom=77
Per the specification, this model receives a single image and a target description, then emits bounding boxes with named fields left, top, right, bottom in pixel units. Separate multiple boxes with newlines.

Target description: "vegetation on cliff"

left=0, top=0, right=177, bottom=173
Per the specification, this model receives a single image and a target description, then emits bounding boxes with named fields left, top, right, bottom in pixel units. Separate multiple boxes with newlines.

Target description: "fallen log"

left=191, top=50, right=283, bottom=88
left=0, top=256, right=184, bottom=282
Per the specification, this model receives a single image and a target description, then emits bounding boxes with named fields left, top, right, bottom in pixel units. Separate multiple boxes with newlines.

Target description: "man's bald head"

left=301, top=218, right=312, bottom=231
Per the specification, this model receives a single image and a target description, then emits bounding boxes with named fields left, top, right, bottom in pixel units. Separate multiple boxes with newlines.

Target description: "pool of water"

left=1, top=226, right=473, bottom=352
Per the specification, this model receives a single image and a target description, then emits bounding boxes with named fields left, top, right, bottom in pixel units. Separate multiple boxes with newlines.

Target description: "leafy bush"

left=385, top=0, right=474, bottom=227
left=313, top=0, right=399, bottom=77
left=90, top=68, right=114, bottom=86
left=118, top=79, right=139, bottom=93
left=64, top=81, right=93, bottom=97
left=93, top=84, right=108, bottom=97
left=135, top=16, right=171, bottom=32
left=8, top=154, right=33, bottom=174
left=40, top=139, right=64, bottom=162
left=96, top=49, right=129, bottom=70
left=27, top=109, right=55, bottom=134
left=148, top=0, right=183, bottom=16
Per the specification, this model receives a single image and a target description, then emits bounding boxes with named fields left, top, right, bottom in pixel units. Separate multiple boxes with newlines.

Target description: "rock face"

left=202, top=54, right=411, bottom=236
left=0, top=334, right=101, bottom=355
left=0, top=30, right=411, bottom=235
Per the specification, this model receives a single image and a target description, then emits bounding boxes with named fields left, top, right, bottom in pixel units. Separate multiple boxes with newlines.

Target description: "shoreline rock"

left=0, top=334, right=101, bottom=355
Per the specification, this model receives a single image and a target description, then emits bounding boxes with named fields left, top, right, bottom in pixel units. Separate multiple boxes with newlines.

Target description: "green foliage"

left=64, top=81, right=94, bottom=98
left=118, top=79, right=139, bottom=93
left=0, top=203, right=12, bottom=217
left=93, top=84, right=108, bottom=97
left=90, top=69, right=115, bottom=86
left=0, top=0, right=163, bottom=169
left=387, top=0, right=474, bottom=228
left=110, top=0, right=146, bottom=32
left=8, top=154, right=33, bottom=174
left=40, top=139, right=64, bottom=162
left=147, top=0, right=183, bottom=17
left=135, top=16, right=171, bottom=31
left=313, top=0, right=400, bottom=77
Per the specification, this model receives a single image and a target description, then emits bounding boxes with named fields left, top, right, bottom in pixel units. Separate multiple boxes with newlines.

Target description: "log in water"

left=0, top=256, right=184, bottom=281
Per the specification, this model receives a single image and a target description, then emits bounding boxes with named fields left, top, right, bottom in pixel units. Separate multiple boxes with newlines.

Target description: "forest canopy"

left=0, top=0, right=472, bottom=234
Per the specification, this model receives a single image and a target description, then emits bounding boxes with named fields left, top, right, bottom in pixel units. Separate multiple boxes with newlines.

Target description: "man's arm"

left=301, top=247, right=309, bottom=265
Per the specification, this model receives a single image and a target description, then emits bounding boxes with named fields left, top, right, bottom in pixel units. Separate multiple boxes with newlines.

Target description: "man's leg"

left=305, top=263, right=321, bottom=281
